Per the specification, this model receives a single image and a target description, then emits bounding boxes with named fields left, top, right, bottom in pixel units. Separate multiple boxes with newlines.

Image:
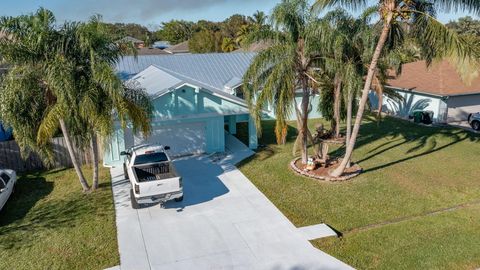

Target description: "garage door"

left=134, top=122, right=206, bottom=157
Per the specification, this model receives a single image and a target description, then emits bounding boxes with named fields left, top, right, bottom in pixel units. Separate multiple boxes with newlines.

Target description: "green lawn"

left=237, top=116, right=480, bottom=269
left=0, top=166, right=119, bottom=270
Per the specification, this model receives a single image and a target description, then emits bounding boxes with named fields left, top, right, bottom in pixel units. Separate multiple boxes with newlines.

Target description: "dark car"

left=468, top=113, right=480, bottom=131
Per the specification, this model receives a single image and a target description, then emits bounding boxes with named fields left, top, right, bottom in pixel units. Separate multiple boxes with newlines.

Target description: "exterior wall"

left=104, top=86, right=254, bottom=166
left=264, top=94, right=322, bottom=121
left=151, top=85, right=249, bottom=119
left=368, top=89, right=446, bottom=123
left=446, top=94, right=480, bottom=122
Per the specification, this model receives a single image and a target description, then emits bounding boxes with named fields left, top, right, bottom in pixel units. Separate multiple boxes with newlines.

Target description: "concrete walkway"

left=110, top=136, right=353, bottom=270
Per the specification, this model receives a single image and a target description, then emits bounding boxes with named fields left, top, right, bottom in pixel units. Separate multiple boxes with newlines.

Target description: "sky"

left=1, top=0, right=478, bottom=29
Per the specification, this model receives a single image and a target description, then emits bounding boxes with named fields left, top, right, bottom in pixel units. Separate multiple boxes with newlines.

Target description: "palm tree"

left=221, top=37, right=237, bottom=52
left=0, top=10, right=152, bottom=191
left=243, top=0, right=325, bottom=164
left=67, top=17, right=152, bottom=190
left=314, top=0, right=480, bottom=177
left=249, top=11, right=268, bottom=27
left=0, top=9, right=91, bottom=191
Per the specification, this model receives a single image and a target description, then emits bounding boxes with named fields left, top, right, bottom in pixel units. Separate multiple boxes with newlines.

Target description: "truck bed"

left=134, top=162, right=178, bottom=182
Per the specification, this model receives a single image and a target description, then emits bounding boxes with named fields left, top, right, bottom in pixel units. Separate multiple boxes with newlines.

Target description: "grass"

left=0, top=166, right=119, bottom=270
left=236, top=115, right=480, bottom=269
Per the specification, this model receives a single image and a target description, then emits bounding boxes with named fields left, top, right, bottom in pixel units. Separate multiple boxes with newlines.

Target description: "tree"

left=189, top=29, right=223, bottom=53
left=314, top=0, right=480, bottom=177
left=154, top=20, right=195, bottom=44
left=71, top=16, right=152, bottom=190
left=221, top=37, right=237, bottom=52
left=446, top=16, right=480, bottom=37
left=243, top=0, right=326, bottom=164
left=248, top=11, right=268, bottom=27
left=0, top=9, right=153, bottom=191
left=221, top=14, right=248, bottom=38
left=0, top=9, right=91, bottom=191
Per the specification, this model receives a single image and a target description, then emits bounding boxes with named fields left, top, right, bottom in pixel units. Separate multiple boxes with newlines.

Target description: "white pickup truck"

left=121, top=144, right=183, bottom=209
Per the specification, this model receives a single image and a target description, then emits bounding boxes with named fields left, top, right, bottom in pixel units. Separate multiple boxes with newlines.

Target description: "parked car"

left=468, top=113, right=480, bottom=131
left=121, top=144, right=183, bottom=209
left=0, top=169, right=16, bottom=211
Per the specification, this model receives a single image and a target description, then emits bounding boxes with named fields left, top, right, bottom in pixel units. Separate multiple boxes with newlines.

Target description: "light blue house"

left=104, top=53, right=321, bottom=166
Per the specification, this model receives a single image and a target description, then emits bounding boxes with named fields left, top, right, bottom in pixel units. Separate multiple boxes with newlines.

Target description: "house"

left=104, top=52, right=321, bottom=166
left=370, top=60, right=480, bottom=123
left=163, top=41, right=189, bottom=54
left=136, top=47, right=171, bottom=55
left=118, top=36, right=145, bottom=49
left=103, top=53, right=256, bottom=166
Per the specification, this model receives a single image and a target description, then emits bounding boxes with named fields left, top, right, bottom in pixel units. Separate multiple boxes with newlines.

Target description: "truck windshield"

left=134, top=152, right=168, bottom=165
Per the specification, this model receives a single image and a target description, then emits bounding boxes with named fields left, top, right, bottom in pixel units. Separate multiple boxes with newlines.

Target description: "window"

left=134, top=152, right=168, bottom=165
left=0, top=179, right=5, bottom=190
left=0, top=173, right=10, bottom=184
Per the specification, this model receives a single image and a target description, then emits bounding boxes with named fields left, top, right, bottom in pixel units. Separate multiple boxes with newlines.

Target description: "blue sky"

left=1, top=0, right=478, bottom=29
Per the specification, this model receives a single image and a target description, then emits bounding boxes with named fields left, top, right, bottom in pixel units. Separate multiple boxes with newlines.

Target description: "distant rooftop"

left=136, top=47, right=171, bottom=55
left=117, top=36, right=144, bottom=44
left=164, top=41, right=189, bottom=54
left=386, top=60, right=480, bottom=97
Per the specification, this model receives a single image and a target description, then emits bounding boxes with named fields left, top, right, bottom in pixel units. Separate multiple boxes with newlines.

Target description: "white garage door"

left=134, top=122, right=206, bottom=157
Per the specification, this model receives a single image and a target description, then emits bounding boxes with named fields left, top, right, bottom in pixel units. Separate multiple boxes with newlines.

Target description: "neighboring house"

left=104, top=52, right=321, bottom=166
left=118, top=36, right=145, bottom=49
left=370, top=60, right=480, bottom=123
left=234, top=41, right=271, bottom=53
left=136, top=47, right=171, bottom=55
left=163, top=41, right=190, bottom=54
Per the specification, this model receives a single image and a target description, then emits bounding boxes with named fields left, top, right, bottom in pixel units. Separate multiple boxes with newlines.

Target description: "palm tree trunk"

left=90, top=133, right=99, bottom=190
left=300, top=77, right=310, bottom=164
left=346, top=90, right=353, bottom=168
left=59, top=118, right=90, bottom=191
left=333, top=75, right=342, bottom=138
left=331, top=14, right=393, bottom=177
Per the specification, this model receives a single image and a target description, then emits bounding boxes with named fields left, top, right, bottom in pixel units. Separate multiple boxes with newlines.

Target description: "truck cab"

left=121, top=144, right=183, bottom=208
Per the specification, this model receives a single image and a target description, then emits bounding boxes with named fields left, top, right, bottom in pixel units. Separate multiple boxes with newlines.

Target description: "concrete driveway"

left=110, top=144, right=352, bottom=269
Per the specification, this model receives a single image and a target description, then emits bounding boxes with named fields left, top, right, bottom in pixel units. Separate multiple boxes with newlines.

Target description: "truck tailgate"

left=133, top=163, right=181, bottom=197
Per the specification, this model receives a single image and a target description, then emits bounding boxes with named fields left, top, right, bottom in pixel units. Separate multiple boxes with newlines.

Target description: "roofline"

left=386, top=85, right=480, bottom=98
left=385, top=86, right=445, bottom=98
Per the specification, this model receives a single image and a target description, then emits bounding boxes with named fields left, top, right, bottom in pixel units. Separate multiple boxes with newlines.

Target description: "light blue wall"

left=103, top=127, right=125, bottom=167
left=151, top=85, right=249, bottom=119
left=263, top=94, right=322, bottom=121
left=104, top=86, right=254, bottom=167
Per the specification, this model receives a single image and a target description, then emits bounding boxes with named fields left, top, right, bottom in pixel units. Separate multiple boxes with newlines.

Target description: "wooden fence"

left=0, top=137, right=101, bottom=172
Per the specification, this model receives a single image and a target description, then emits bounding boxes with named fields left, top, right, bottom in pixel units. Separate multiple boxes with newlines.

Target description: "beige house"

left=371, top=60, right=480, bottom=123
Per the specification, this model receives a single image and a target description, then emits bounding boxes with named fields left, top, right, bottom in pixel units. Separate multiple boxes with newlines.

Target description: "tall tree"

left=314, top=0, right=480, bottom=177
left=154, top=20, right=195, bottom=44
left=243, top=0, right=325, bottom=164
left=0, top=9, right=91, bottom=191
left=71, top=16, right=152, bottom=190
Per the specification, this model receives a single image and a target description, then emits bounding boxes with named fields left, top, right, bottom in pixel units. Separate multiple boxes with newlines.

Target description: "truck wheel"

left=472, top=121, right=480, bottom=131
left=123, top=164, right=129, bottom=179
left=130, top=189, right=140, bottom=209
left=174, top=196, right=184, bottom=202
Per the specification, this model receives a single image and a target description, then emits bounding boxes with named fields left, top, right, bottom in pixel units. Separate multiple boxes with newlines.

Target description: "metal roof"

left=115, top=52, right=256, bottom=92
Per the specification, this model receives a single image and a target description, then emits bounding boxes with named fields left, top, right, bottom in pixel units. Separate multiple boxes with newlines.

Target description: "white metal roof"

left=116, top=52, right=256, bottom=93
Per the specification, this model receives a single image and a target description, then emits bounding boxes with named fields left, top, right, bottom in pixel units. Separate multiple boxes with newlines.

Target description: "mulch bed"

left=290, top=157, right=362, bottom=182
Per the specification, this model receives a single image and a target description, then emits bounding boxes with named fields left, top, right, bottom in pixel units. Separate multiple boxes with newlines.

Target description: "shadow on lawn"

left=0, top=173, right=53, bottom=229
left=330, top=116, right=480, bottom=173
left=0, top=171, right=103, bottom=250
